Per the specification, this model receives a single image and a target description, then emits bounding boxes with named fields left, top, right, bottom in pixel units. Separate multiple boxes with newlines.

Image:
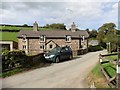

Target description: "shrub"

left=88, top=45, right=103, bottom=52
left=2, top=50, right=26, bottom=72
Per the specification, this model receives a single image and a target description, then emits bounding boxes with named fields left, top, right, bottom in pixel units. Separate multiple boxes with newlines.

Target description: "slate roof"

left=18, top=30, right=89, bottom=38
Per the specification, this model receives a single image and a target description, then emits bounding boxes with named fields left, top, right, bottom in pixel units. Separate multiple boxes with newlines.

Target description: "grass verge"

left=0, top=68, right=23, bottom=78
left=105, top=55, right=118, bottom=61
left=102, top=63, right=116, bottom=78
left=86, top=64, right=110, bottom=88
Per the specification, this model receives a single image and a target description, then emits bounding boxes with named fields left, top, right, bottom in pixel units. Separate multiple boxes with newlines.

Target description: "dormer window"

left=66, top=35, right=71, bottom=42
left=22, top=34, right=27, bottom=42
left=39, top=35, right=45, bottom=42
left=81, top=35, right=85, bottom=42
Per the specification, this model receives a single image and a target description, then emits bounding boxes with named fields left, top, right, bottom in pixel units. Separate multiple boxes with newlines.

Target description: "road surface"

left=2, top=50, right=107, bottom=88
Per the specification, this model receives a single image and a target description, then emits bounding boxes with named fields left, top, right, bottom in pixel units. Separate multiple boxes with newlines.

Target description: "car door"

left=60, top=47, right=67, bottom=60
left=65, top=47, right=71, bottom=59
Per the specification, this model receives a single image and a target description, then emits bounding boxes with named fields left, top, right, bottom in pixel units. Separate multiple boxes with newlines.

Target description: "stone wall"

left=46, top=38, right=80, bottom=51
left=81, top=39, right=88, bottom=49
left=28, top=39, right=44, bottom=55
left=18, top=38, right=88, bottom=55
left=18, top=38, right=28, bottom=54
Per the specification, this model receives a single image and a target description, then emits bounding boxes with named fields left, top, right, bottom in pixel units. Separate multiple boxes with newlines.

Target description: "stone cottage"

left=18, top=22, right=89, bottom=55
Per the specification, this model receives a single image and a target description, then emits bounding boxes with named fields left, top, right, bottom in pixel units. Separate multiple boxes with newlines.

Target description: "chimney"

left=33, top=21, right=38, bottom=31
left=71, top=22, right=77, bottom=32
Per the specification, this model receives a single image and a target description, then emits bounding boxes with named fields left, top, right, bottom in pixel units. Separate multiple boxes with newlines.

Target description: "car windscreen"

left=50, top=47, right=61, bottom=53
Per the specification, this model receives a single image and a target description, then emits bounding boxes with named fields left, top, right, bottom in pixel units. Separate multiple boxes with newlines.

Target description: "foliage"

left=86, top=29, right=98, bottom=38
left=88, top=45, right=103, bottom=52
left=2, top=50, right=26, bottom=72
left=1, top=48, right=9, bottom=55
left=97, top=23, right=116, bottom=42
left=0, top=68, right=23, bottom=78
left=97, top=23, right=118, bottom=51
left=44, top=23, right=66, bottom=30
left=1, top=49, right=46, bottom=76
left=22, top=24, right=28, bottom=27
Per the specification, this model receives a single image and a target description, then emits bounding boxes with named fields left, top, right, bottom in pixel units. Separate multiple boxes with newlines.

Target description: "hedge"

left=88, top=45, right=103, bottom=52
left=2, top=49, right=45, bottom=72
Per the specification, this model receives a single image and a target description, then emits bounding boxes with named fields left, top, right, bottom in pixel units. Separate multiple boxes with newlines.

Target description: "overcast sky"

left=0, top=0, right=119, bottom=30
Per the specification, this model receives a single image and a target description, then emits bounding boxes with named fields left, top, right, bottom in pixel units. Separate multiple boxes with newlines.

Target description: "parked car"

left=44, top=46, right=73, bottom=63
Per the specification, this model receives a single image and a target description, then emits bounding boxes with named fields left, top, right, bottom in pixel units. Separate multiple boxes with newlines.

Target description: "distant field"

left=0, top=32, right=18, bottom=42
left=0, top=25, right=53, bottom=42
left=0, top=26, right=52, bottom=31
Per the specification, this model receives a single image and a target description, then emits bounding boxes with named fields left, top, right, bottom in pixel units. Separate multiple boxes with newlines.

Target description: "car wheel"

left=55, top=56, right=60, bottom=63
left=69, top=54, right=73, bottom=60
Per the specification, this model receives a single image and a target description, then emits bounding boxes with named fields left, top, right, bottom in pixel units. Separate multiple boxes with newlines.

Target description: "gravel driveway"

left=2, top=50, right=107, bottom=88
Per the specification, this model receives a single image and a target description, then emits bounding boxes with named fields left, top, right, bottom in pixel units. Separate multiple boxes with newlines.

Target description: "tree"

left=97, top=23, right=116, bottom=42
left=22, top=24, right=28, bottom=27
left=44, top=23, right=66, bottom=30
left=89, top=30, right=98, bottom=38
left=97, top=23, right=117, bottom=52
left=86, top=29, right=98, bottom=38
left=86, top=28, right=89, bottom=33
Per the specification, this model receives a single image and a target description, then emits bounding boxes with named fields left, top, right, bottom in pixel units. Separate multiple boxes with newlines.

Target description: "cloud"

left=1, top=1, right=118, bottom=30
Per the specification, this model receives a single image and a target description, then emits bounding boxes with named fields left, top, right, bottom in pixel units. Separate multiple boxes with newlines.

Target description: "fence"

left=99, top=53, right=117, bottom=88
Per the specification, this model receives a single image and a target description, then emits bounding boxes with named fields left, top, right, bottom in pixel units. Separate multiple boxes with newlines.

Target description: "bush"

left=2, top=50, right=26, bottom=72
left=99, top=42, right=107, bottom=49
left=88, top=45, right=103, bottom=52
left=2, top=49, right=45, bottom=72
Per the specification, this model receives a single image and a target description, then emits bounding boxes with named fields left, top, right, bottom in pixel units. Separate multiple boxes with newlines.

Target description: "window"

left=65, top=47, right=69, bottom=51
left=40, top=45, right=45, bottom=49
left=61, top=47, right=66, bottom=52
left=22, top=34, right=27, bottom=42
left=22, top=45, right=26, bottom=50
left=66, top=35, right=71, bottom=42
left=39, top=35, right=45, bottom=42
left=81, top=35, right=85, bottom=42
left=49, top=44, right=53, bottom=49
left=40, top=45, right=43, bottom=49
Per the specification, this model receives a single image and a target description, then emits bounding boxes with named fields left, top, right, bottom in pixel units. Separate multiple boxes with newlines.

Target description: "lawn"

left=0, top=32, right=18, bottom=42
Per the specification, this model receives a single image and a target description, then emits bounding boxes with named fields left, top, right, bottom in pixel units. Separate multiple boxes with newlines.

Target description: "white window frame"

left=66, top=35, right=71, bottom=42
left=22, top=45, right=26, bottom=50
left=22, top=34, right=27, bottom=42
left=81, top=35, right=85, bottom=42
left=40, top=45, right=45, bottom=50
left=39, top=35, right=45, bottom=42
left=49, top=44, right=53, bottom=49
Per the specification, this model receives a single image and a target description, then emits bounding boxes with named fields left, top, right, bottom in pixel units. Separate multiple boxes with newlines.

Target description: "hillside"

left=0, top=26, right=52, bottom=31
left=0, top=25, right=52, bottom=42
left=0, top=32, right=18, bottom=42
left=0, top=24, right=66, bottom=42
